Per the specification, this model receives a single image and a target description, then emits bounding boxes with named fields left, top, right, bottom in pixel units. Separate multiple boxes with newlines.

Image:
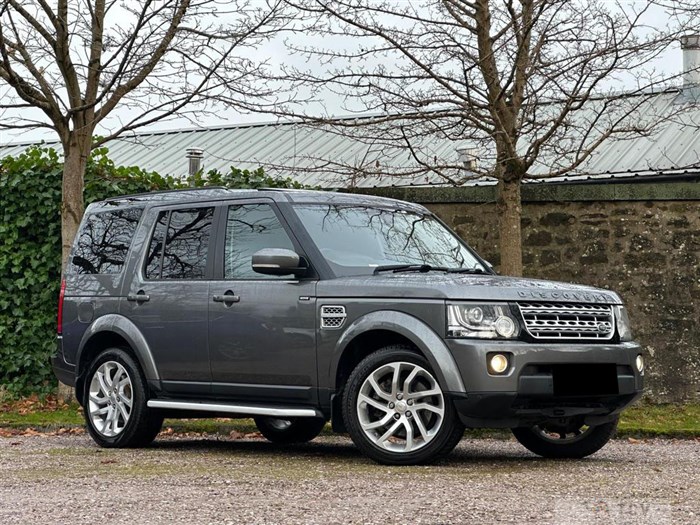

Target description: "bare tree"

left=278, top=0, right=694, bottom=275
left=0, top=0, right=288, bottom=266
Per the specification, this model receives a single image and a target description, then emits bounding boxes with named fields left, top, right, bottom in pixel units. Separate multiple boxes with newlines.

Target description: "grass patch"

left=1, top=399, right=698, bottom=438
left=163, top=418, right=260, bottom=435
left=617, top=403, right=700, bottom=438
left=0, top=405, right=84, bottom=429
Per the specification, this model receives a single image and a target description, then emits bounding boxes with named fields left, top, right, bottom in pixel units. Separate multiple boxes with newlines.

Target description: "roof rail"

left=103, top=186, right=229, bottom=202
left=257, top=187, right=322, bottom=192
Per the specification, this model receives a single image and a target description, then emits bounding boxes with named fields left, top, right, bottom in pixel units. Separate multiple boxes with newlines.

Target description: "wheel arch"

left=331, top=311, right=465, bottom=395
left=75, top=314, right=159, bottom=404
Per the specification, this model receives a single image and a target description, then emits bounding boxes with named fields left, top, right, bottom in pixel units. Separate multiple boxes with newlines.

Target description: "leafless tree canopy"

left=278, top=0, right=695, bottom=183
left=0, top=0, right=288, bottom=146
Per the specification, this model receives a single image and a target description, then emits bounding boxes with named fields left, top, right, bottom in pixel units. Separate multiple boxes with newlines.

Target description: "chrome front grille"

left=517, top=302, right=615, bottom=340
left=321, top=305, right=347, bottom=329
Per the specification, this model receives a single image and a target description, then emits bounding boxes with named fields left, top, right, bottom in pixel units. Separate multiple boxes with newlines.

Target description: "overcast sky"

left=0, top=1, right=689, bottom=146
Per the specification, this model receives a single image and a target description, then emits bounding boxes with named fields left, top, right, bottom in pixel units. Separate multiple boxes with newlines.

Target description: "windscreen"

left=293, top=204, right=485, bottom=276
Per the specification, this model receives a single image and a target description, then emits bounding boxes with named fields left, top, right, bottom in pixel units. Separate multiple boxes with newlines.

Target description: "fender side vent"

left=321, top=305, right=347, bottom=329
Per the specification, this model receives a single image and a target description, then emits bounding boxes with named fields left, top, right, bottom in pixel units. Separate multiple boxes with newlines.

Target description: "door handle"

left=213, top=291, right=240, bottom=305
left=127, top=291, right=150, bottom=303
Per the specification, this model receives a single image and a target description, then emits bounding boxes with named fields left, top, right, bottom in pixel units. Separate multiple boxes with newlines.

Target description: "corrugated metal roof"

left=2, top=90, right=699, bottom=188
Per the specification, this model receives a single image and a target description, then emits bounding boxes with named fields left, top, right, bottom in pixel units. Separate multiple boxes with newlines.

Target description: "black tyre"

left=83, top=348, right=163, bottom=448
left=343, top=346, right=464, bottom=465
left=511, top=417, right=619, bottom=458
left=254, top=417, right=326, bottom=444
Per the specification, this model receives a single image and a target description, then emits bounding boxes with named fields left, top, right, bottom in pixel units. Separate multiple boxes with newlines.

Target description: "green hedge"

left=0, top=146, right=302, bottom=396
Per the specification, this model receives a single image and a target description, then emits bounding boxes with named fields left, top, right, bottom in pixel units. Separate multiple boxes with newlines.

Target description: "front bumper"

left=446, top=339, right=643, bottom=428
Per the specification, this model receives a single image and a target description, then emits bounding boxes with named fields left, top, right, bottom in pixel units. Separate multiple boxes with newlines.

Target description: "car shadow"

left=150, top=437, right=363, bottom=460
left=145, top=436, right=611, bottom=467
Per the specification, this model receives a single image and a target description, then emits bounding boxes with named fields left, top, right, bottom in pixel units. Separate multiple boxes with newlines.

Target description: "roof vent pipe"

left=456, top=146, right=479, bottom=171
left=186, top=148, right=204, bottom=184
left=681, top=34, right=700, bottom=91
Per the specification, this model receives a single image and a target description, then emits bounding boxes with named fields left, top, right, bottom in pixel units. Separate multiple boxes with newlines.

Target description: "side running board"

left=147, top=399, right=322, bottom=418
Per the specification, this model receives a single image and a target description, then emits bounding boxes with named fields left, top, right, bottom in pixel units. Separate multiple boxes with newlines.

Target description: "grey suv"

left=53, top=188, right=643, bottom=465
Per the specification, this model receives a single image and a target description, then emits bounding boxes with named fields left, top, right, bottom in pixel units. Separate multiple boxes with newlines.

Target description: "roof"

left=90, top=186, right=429, bottom=213
left=1, top=117, right=457, bottom=188
left=2, top=90, right=700, bottom=188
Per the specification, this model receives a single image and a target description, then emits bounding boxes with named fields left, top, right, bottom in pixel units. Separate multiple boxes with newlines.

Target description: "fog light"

left=494, top=316, right=516, bottom=338
left=489, top=354, right=509, bottom=374
left=636, top=354, right=644, bottom=374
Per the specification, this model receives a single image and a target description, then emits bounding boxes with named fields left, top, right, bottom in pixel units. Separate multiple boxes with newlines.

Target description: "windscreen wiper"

left=373, top=264, right=450, bottom=275
left=447, top=267, right=488, bottom=274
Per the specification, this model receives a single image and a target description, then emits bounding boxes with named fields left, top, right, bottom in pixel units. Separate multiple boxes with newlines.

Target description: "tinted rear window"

left=70, top=208, right=143, bottom=274
left=145, top=207, right=214, bottom=280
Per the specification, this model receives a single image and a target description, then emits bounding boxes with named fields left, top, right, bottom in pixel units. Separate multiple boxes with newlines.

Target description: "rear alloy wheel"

left=88, top=360, right=133, bottom=437
left=343, top=346, right=464, bottom=465
left=512, top=417, right=619, bottom=458
left=254, top=416, right=326, bottom=444
left=84, top=348, right=163, bottom=448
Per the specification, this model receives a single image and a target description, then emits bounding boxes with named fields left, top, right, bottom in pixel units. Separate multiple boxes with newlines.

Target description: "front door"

left=208, top=201, right=317, bottom=404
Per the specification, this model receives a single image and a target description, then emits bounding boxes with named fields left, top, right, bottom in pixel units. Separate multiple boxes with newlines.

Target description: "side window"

left=71, top=208, right=143, bottom=274
left=144, top=207, right=214, bottom=280
left=144, top=212, right=169, bottom=279
left=224, top=204, right=295, bottom=280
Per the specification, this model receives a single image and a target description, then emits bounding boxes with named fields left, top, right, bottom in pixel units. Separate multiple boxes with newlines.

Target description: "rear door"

left=208, top=200, right=318, bottom=404
left=121, top=204, right=217, bottom=395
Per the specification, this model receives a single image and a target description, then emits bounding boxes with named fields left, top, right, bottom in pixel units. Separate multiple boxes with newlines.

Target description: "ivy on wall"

left=0, top=146, right=302, bottom=396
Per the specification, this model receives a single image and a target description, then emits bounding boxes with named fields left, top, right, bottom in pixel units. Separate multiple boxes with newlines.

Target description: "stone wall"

left=366, top=182, right=700, bottom=403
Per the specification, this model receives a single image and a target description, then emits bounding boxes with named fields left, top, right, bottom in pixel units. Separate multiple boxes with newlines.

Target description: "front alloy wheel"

left=343, top=346, right=464, bottom=465
left=356, top=361, right=444, bottom=453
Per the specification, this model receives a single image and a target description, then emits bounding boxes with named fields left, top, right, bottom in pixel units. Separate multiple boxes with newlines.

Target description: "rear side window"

left=71, top=208, right=143, bottom=274
left=145, top=207, right=214, bottom=279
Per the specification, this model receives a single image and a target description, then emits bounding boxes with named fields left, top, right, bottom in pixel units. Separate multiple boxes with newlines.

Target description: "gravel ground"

left=0, top=433, right=697, bottom=525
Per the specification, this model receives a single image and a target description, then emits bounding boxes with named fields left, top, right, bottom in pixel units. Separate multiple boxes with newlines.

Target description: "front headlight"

left=447, top=303, right=520, bottom=339
left=614, top=305, right=633, bottom=341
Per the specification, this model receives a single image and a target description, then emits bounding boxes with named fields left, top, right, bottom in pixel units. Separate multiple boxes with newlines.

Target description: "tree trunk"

left=57, top=133, right=90, bottom=401
left=60, top=142, right=88, bottom=268
left=496, top=177, right=524, bottom=276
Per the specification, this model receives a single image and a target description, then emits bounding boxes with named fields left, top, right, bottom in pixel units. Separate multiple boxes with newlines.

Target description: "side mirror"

left=252, top=248, right=307, bottom=276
